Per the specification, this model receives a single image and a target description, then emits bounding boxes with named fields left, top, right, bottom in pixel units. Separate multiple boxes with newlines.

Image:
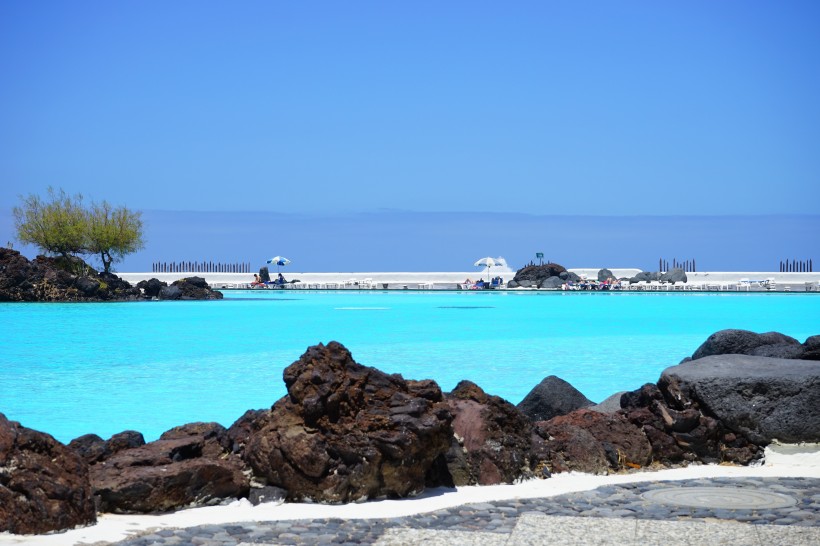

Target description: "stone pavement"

left=109, top=477, right=820, bottom=546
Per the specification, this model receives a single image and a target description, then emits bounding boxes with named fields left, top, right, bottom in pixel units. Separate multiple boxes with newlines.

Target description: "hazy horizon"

left=3, top=209, right=816, bottom=273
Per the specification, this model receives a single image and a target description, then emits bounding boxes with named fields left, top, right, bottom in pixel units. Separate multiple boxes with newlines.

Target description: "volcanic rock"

left=512, top=263, right=568, bottom=287
left=660, top=268, right=687, bottom=284
left=589, top=391, right=627, bottom=414
left=597, top=268, right=615, bottom=282
left=89, top=423, right=248, bottom=513
left=517, top=376, right=594, bottom=422
left=0, top=248, right=141, bottom=302
left=243, top=342, right=453, bottom=502
left=136, top=278, right=167, bottom=298
left=539, top=276, right=564, bottom=289
left=68, top=430, right=147, bottom=465
left=532, top=409, right=652, bottom=474
left=166, top=276, right=223, bottom=300
left=691, top=329, right=805, bottom=360
left=804, top=335, right=820, bottom=361
left=620, top=380, right=761, bottom=465
left=445, top=380, right=535, bottom=485
left=0, top=413, right=96, bottom=534
left=660, top=355, right=820, bottom=444
left=227, top=409, right=272, bottom=454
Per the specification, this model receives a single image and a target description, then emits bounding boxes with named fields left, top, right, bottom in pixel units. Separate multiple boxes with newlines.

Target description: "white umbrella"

left=474, top=257, right=499, bottom=280
left=266, top=256, right=291, bottom=274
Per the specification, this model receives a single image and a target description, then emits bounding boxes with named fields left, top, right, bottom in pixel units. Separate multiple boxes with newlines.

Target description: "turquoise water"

left=1, top=291, right=818, bottom=443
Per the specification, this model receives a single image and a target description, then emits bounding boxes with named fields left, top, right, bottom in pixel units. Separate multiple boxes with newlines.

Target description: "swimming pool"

left=1, top=291, right=817, bottom=443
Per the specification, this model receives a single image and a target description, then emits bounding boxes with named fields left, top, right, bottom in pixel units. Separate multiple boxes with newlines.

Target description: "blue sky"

left=1, top=1, right=818, bottom=271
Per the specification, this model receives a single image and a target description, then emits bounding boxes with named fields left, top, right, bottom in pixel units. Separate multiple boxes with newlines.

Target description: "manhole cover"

left=641, top=487, right=797, bottom=509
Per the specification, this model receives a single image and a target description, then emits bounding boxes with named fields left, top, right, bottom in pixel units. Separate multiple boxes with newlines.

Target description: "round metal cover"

left=641, top=486, right=797, bottom=510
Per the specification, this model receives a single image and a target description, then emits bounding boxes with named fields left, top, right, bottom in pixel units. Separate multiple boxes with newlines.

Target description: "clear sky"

left=1, top=1, right=818, bottom=271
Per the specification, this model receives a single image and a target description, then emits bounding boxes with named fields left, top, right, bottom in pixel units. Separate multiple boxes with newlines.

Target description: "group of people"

left=251, top=272, right=287, bottom=288
left=562, top=277, right=623, bottom=291
left=462, top=276, right=504, bottom=290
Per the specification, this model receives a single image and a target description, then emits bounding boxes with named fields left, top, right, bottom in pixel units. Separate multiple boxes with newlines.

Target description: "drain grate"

left=641, top=486, right=797, bottom=510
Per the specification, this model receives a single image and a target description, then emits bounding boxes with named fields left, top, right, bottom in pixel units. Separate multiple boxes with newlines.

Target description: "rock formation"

left=0, top=414, right=96, bottom=534
left=532, top=409, right=652, bottom=474
left=517, top=375, right=594, bottom=422
left=0, top=248, right=141, bottom=302
left=690, top=329, right=808, bottom=360
left=509, top=263, right=568, bottom=288
left=243, top=342, right=453, bottom=502
left=0, top=248, right=222, bottom=302
left=659, top=355, right=820, bottom=445
left=597, top=268, right=615, bottom=282
left=68, top=430, right=146, bottom=465
left=660, top=268, right=687, bottom=284
left=88, top=422, right=248, bottom=513
left=158, top=276, right=223, bottom=300
left=445, top=381, right=535, bottom=485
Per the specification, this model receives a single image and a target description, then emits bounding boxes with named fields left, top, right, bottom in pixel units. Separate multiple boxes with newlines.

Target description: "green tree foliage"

left=13, top=187, right=87, bottom=259
left=13, top=187, right=145, bottom=274
left=87, top=201, right=145, bottom=274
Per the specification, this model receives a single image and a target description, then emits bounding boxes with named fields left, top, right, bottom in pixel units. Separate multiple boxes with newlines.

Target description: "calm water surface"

left=1, top=291, right=818, bottom=443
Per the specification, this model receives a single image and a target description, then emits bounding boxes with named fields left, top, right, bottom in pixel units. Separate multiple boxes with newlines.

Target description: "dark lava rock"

left=158, top=284, right=183, bottom=300
left=539, top=276, right=564, bottom=289
left=167, top=276, right=223, bottom=300
left=512, top=263, right=568, bottom=287
left=89, top=424, right=248, bottom=513
left=660, top=355, right=820, bottom=444
left=597, top=268, right=615, bottom=282
left=620, top=381, right=760, bottom=465
left=691, top=329, right=805, bottom=360
left=445, top=380, right=535, bottom=486
left=243, top=342, right=453, bottom=502
left=517, top=375, right=594, bottom=422
left=804, top=335, right=820, bottom=361
left=559, top=271, right=581, bottom=282
left=532, top=409, right=652, bottom=474
left=589, top=391, right=627, bottom=414
left=0, top=248, right=141, bottom=302
left=69, top=430, right=147, bottom=465
left=227, top=409, right=272, bottom=455
left=629, top=271, right=661, bottom=284
left=136, top=278, right=167, bottom=298
left=68, top=433, right=109, bottom=464
left=248, top=485, right=287, bottom=505
left=660, top=268, right=687, bottom=284
left=0, top=413, right=96, bottom=534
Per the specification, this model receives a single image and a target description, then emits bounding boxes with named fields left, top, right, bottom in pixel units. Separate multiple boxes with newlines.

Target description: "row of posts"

left=780, top=259, right=813, bottom=272
left=152, top=261, right=252, bottom=273
left=659, top=258, right=696, bottom=272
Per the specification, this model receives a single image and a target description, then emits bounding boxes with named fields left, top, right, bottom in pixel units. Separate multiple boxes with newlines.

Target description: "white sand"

left=2, top=443, right=818, bottom=546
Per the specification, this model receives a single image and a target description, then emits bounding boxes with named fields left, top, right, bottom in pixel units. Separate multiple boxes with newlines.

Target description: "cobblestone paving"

left=109, top=477, right=820, bottom=546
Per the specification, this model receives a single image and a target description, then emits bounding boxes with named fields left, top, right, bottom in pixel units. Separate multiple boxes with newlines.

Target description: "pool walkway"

left=110, top=476, right=819, bottom=545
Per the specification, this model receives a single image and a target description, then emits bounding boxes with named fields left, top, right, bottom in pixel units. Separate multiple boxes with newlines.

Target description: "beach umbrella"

left=474, top=257, right=499, bottom=280
left=266, top=256, right=291, bottom=274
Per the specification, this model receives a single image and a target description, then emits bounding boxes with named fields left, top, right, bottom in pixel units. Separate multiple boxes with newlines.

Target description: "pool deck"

left=103, top=476, right=820, bottom=545
left=118, top=270, right=820, bottom=293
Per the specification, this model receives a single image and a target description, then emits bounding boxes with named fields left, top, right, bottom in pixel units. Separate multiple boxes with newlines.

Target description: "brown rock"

left=0, top=413, right=96, bottom=534
left=445, top=380, right=535, bottom=485
left=243, top=342, right=453, bottom=502
left=90, top=425, right=248, bottom=513
left=534, top=409, right=652, bottom=474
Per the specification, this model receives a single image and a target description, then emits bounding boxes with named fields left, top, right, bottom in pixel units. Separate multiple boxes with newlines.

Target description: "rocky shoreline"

left=0, top=248, right=222, bottom=302
left=1, top=329, right=818, bottom=535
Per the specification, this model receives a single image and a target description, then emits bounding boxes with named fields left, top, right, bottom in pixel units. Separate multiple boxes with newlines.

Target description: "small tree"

left=87, top=200, right=145, bottom=274
left=13, top=187, right=88, bottom=259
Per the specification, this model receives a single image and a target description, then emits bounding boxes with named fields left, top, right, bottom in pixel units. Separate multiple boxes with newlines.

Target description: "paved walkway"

left=107, top=477, right=820, bottom=546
